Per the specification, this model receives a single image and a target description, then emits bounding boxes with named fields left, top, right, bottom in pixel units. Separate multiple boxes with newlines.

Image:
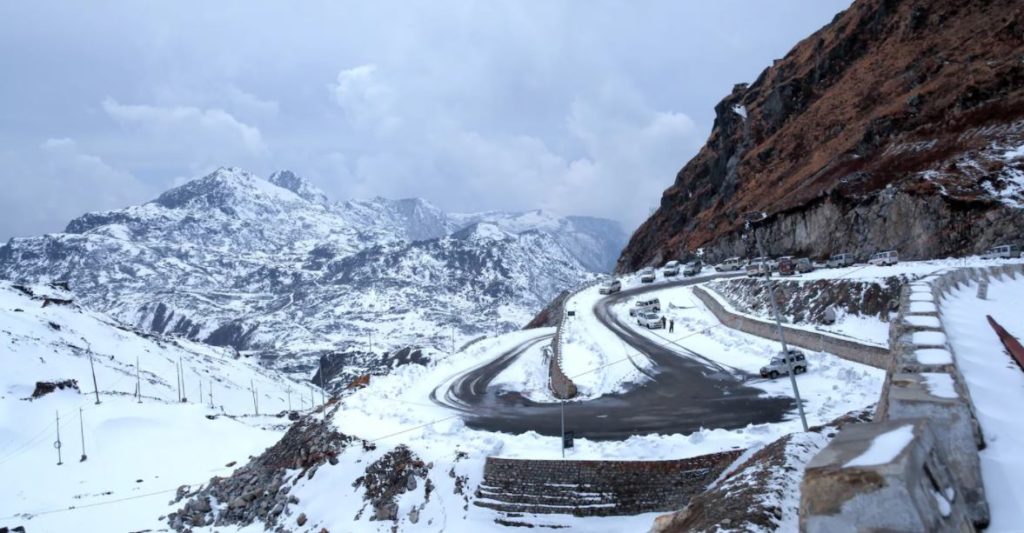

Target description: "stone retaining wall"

left=800, top=263, right=1024, bottom=531
left=691, top=286, right=890, bottom=369
left=474, top=449, right=744, bottom=517
left=548, top=279, right=602, bottom=399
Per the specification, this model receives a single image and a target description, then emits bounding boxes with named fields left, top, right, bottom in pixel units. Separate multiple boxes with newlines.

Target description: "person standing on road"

left=669, top=319, right=674, bottom=333
left=661, top=316, right=667, bottom=329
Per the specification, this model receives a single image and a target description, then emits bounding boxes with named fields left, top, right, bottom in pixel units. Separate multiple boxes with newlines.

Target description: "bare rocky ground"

left=651, top=409, right=873, bottom=533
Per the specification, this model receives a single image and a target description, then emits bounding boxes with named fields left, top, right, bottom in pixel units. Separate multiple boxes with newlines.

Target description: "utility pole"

left=251, top=379, right=259, bottom=415
left=744, top=212, right=808, bottom=431
left=318, top=358, right=327, bottom=421
left=79, top=408, right=87, bottom=462
left=198, top=379, right=203, bottom=407
left=135, top=355, right=142, bottom=403
left=179, top=356, right=187, bottom=402
left=175, top=361, right=182, bottom=403
left=88, top=349, right=101, bottom=405
left=286, top=386, right=292, bottom=411
left=451, top=326, right=455, bottom=356
left=54, top=411, right=63, bottom=466
left=208, top=379, right=214, bottom=408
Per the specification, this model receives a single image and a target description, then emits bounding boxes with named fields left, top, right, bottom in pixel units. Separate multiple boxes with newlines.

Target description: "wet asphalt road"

left=431, top=274, right=796, bottom=440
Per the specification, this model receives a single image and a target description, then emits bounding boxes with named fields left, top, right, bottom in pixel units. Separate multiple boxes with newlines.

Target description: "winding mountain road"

left=431, top=274, right=796, bottom=440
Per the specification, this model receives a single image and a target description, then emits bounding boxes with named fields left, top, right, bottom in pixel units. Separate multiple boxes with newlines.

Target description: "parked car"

left=598, top=279, right=621, bottom=295
left=794, top=257, right=814, bottom=273
left=777, top=256, right=795, bottom=276
left=629, top=298, right=661, bottom=316
left=760, top=349, right=808, bottom=379
left=981, top=244, right=1020, bottom=259
left=715, top=257, right=742, bottom=272
left=683, top=260, right=703, bottom=276
left=639, top=267, right=656, bottom=283
left=750, top=256, right=778, bottom=271
left=663, top=260, right=680, bottom=277
left=827, top=253, right=855, bottom=268
left=868, top=250, right=899, bottom=266
left=746, top=260, right=769, bottom=277
left=636, top=311, right=664, bottom=329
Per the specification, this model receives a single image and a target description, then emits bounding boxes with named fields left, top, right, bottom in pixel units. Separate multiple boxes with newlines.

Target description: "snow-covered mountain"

left=0, top=167, right=625, bottom=383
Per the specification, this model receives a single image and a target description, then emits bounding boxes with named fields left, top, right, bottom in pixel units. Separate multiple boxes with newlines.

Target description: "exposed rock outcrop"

left=620, top=0, right=1024, bottom=271
left=166, top=411, right=355, bottom=531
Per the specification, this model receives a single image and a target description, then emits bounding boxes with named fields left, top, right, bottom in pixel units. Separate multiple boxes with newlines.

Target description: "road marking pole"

left=560, top=401, right=565, bottom=459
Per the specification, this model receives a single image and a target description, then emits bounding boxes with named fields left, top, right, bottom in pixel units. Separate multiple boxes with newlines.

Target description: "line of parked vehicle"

left=714, top=250, right=902, bottom=277
left=598, top=259, right=705, bottom=295
left=714, top=244, right=1023, bottom=278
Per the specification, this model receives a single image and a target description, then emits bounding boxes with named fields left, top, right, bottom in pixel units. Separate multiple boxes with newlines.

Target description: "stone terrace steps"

left=472, top=451, right=744, bottom=517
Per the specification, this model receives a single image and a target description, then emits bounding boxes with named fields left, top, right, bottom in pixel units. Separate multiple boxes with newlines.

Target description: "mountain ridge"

left=0, top=167, right=625, bottom=383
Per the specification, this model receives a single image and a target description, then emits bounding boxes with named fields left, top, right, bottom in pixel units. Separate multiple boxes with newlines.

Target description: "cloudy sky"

left=0, top=1, right=850, bottom=240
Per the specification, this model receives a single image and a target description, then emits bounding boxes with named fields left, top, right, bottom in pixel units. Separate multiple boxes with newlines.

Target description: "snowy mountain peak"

left=451, top=221, right=512, bottom=242
left=268, top=170, right=330, bottom=206
left=153, top=167, right=304, bottom=211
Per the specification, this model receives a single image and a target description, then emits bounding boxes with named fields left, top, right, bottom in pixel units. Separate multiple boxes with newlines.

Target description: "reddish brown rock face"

left=619, top=0, right=1024, bottom=272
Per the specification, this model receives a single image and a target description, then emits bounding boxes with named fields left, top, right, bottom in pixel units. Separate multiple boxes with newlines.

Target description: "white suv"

left=828, top=253, right=855, bottom=268
left=868, top=250, right=899, bottom=266
left=716, top=257, right=742, bottom=272
left=639, top=267, right=656, bottom=283
left=629, top=298, right=661, bottom=316
left=636, top=312, right=663, bottom=329
left=982, top=244, right=1020, bottom=259
left=598, top=279, right=621, bottom=294
left=662, top=261, right=680, bottom=277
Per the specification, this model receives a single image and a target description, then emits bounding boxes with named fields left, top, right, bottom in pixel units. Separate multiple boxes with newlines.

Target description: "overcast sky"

left=0, top=1, right=851, bottom=240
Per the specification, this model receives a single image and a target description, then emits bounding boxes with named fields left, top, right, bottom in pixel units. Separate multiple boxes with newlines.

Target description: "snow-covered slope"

left=0, top=167, right=624, bottom=384
left=0, top=280, right=304, bottom=531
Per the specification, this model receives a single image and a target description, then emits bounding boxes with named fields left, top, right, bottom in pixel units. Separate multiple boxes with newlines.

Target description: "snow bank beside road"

left=941, top=277, right=1024, bottom=532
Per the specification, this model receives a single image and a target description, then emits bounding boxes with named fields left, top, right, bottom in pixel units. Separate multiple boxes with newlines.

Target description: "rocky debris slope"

left=353, top=445, right=434, bottom=524
left=0, top=167, right=623, bottom=384
left=167, top=410, right=355, bottom=531
left=651, top=409, right=872, bottom=532
left=620, top=0, right=1024, bottom=271
left=708, top=276, right=904, bottom=324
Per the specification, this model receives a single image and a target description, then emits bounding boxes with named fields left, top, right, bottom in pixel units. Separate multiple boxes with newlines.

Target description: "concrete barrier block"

left=800, top=419, right=973, bottom=533
left=878, top=373, right=989, bottom=527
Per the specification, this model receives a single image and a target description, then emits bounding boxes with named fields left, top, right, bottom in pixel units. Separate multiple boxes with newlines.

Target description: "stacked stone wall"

left=474, top=450, right=743, bottom=517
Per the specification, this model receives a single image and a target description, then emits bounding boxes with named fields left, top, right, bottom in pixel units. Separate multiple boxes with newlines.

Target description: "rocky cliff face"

left=620, top=0, right=1024, bottom=271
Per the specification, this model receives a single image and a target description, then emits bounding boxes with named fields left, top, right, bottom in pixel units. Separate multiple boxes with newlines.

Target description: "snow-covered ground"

left=940, top=276, right=1024, bottom=532
left=792, top=256, right=1024, bottom=282
left=707, top=256, right=1024, bottom=347
left=274, top=274, right=885, bottom=530
left=700, top=282, right=891, bottom=347
left=558, top=269, right=719, bottom=399
left=0, top=282, right=304, bottom=532
left=612, top=285, right=885, bottom=426
left=559, top=280, right=651, bottom=399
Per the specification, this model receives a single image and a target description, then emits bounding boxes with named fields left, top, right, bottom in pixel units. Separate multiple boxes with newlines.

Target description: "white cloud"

left=0, top=138, right=153, bottom=238
left=329, top=65, right=401, bottom=135
left=102, top=98, right=266, bottom=154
